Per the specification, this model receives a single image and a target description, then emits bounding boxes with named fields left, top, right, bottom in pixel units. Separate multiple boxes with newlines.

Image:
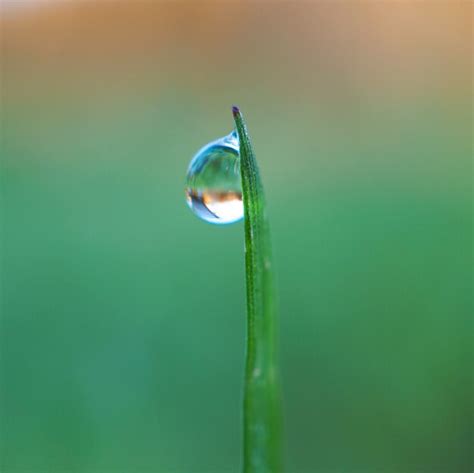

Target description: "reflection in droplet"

left=185, top=131, right=243, bottom=225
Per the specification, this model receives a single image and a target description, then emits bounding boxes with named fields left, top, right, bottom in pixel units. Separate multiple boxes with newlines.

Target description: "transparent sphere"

left=185, top=131, right=243, bottom=225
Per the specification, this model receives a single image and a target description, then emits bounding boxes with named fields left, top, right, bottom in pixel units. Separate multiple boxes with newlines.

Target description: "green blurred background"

left=0, top=2, right=472, bottom=472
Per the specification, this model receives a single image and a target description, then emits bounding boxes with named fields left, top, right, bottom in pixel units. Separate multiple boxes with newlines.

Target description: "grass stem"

left=233, top=106, right=282, bottom=473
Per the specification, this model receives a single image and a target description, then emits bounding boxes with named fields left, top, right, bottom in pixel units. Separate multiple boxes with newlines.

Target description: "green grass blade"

left=232, top=106, right=283, bottom=473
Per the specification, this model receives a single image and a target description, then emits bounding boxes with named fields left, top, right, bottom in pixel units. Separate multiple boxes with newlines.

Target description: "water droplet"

left=185, top=131, right=243, bottom=225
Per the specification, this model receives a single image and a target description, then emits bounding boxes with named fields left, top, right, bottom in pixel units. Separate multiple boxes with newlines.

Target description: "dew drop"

left=185, top=130, right=243, bottom=225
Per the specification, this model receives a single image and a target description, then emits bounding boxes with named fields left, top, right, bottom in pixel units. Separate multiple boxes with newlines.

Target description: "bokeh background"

left=1, top=1, right=472, bottom=472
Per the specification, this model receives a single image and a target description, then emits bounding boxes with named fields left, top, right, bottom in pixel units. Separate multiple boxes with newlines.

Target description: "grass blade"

left=232, top=106, right=282, bottom=473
